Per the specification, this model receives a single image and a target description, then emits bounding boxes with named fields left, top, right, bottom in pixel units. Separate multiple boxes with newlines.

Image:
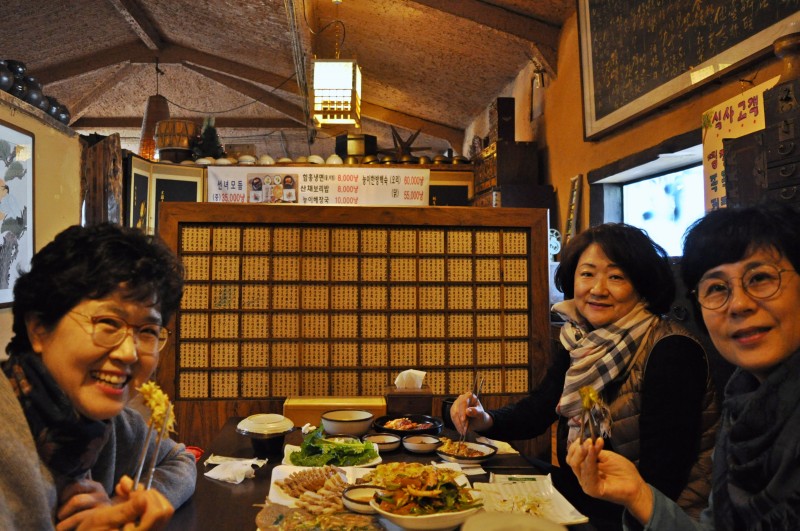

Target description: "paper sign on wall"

left=701, top=76, right=779, bottom=211
left=207, top=166, right=430, bottom=206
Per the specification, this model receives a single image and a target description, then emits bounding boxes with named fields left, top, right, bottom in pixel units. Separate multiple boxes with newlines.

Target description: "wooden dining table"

left=168, top=417, right=595, bottom=530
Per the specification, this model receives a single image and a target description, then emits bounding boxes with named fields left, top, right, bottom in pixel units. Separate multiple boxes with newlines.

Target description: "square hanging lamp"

left=312, top=58, right=361, bottom=128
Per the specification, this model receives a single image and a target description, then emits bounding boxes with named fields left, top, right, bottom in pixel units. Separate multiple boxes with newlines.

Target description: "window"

left=622, top=165, right=705, bottom=256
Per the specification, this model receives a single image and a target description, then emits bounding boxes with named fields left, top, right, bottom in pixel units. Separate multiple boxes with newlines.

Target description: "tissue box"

left=282, top=396, right=386, bottom=427
left=385, top=385, right=433, bottom=416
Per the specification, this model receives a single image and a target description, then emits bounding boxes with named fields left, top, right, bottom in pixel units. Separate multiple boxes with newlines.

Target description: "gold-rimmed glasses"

left=693, top=264, right=797, bottom=310
left=68, top=311, right=170, bottom=354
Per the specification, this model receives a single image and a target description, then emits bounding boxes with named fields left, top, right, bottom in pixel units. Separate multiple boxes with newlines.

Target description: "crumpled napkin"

left=203, top=457, right=264, bottom=484
left=394, top=369, right=426, bottom=389
left=476, top=436, right=519, bottom=454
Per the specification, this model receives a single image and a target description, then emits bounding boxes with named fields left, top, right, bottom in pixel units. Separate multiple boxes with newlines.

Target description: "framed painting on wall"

left=0, top=119, right=34, bottom=307
left=124, top=153, right=153, bottom=232
left=149, top=164, right=205, bottom=235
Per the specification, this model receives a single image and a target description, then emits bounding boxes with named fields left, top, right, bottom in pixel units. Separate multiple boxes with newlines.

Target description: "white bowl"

left=215, top=158, right=232, bottom=165
left=342, top=484, right=380, bottom=514
left=258, top=155, right=275, bottom=165
left=326, top=154, right=343, bottom=164
left=402, top=434, right=442, bottom=453
left=321, top=409, right=374, bottom=437
left=307, top=154, right=325, bottom=164
left=362, top=433, right=401, bottom=452
left=194, top=157, right=213, bottom=165
left=238, top=155, right=256, bottom=163
left=369, top=496, right=482, bottom=531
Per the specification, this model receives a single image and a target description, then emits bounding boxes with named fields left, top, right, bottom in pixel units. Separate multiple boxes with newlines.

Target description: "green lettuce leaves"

left=289, top=427, right=379, bottom=466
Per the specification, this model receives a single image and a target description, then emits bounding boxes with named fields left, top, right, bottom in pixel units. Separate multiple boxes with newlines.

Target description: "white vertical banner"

left=206, top=166, right=430, bottom=206
left=701, top=77, right=779, bottom=211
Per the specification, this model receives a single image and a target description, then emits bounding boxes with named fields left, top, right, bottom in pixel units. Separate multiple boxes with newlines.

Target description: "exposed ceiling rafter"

left=68, top=62, right=137, bottom=123
left=106, top=0, right=163, bottom=50
left=409, top=0, right=559, bottom=75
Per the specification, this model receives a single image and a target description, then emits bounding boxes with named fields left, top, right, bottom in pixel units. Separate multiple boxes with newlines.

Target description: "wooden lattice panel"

left=158, top=204, right=549, bottom=405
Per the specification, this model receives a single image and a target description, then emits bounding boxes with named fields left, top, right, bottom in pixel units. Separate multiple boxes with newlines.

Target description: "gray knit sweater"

left=0, top=375, right=196, bottom=530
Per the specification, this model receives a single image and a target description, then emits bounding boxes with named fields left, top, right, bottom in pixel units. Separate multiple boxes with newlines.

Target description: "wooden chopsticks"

left=133, top=401, right=173, bottom=490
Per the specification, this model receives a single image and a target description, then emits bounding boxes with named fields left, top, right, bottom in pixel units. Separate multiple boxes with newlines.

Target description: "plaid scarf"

left=552, top=300, right=657, bottom=444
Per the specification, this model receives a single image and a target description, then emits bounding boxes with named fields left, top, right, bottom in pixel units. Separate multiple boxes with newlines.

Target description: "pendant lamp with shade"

left=138, top=60, right=170, bottom=161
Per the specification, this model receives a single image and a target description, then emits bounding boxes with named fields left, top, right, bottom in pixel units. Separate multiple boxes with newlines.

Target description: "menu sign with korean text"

left=701, top=77, right=779, bottom=211
left=207, top=166, right=430, bottom=206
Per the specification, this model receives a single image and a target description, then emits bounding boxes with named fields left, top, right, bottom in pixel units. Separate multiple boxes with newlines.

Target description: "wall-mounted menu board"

left=579, top=0, right=800, bottom=139
left=156, top=203, right=550, bottom=448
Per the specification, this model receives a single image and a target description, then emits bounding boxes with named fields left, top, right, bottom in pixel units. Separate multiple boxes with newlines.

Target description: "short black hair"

left=555, top=223, right=675, bottom=315
left=682, top=203, right=800, bottom=295
left=8, top=223, right=184, bottom=356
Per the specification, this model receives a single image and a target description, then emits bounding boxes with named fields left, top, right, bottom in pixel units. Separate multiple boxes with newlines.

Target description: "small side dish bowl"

left=342, top=484, right=380, bottom=514
left=361, top=433, right=401, bottom=452
left=321, top=409, right=374, bottom=437
left=436, top=441, right=498, bottom=464
left=369, top=496, right=482, bottom=530
left=402, top=434, right=442, bottom=454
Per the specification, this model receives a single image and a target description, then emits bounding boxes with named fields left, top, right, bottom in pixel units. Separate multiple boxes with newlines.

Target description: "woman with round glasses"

left=0, top=223, right=195, bottom=530
left=567, top=203, right=800, bottom=529
left=450, top=223, right=719, bottom=529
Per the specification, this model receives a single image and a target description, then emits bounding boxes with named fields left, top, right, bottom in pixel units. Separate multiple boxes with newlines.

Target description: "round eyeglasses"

left=693, top=263, right=797, bottom=310
left=69, top=311, right=170, bottom=353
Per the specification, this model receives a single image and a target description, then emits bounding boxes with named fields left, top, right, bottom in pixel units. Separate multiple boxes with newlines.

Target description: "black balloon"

left=47, top=98, right=60, bottom=117
left=37, top=95, right=50, bottom=112
left=24, top=84, right=44, bottom=107
left=56, top=104, right=70, bottom=125
left=0, top=64, right=12, bottom=92
left=24, top=75, right=42, bottom=90
left=9, top=80, right=27, bottom=99
left=6, top=60, right=26, bottom=77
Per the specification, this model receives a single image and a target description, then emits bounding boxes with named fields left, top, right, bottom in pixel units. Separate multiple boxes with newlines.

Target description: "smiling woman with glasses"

left=566, top=203, right=800, bottom=530
left=0, top=224, right=195, bottom=530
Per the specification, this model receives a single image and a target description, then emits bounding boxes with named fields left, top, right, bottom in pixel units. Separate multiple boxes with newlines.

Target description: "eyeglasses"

left=693, top=264, right=796, bottom=310
left=69, top=311, right=170, bottom=353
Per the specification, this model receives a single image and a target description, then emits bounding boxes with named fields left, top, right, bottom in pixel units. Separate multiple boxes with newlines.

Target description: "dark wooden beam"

left=71, top=116, right=306, bottom=129
left=181, top=64, right=307, bottom=124
left=409, top=0, right=559, bottom=75
left=69, top=63, right=137, bottom=123
left=32, top=42, right=156, bottom=85
left=361, top=102, right=464, bottom=150
left=106, top=0, right=163, bottom=50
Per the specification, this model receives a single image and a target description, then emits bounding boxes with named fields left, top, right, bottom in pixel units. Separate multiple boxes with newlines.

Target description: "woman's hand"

left=57, top=478, right=113, bottom=524
left=566, top=438, right=654, bottom=525
left=451, top=391, right=492, bottom=435
left=56, top=476, right=174, bottom=531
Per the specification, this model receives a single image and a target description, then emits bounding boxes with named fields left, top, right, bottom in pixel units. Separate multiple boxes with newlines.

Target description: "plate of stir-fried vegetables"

left=364, top=463, right=482, bottom=530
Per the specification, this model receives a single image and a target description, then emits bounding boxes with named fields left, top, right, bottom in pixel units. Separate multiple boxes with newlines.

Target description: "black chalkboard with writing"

left=583, top=0, right=800, bottom=121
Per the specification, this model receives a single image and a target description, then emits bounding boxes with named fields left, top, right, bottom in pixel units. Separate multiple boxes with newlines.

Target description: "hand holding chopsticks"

left=458, top=374, right=485, bottom=445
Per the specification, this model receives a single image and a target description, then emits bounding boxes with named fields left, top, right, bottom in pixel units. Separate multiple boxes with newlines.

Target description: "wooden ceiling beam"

left=106, top=0, right=163, bottom=51
left=182, top=63, right=307, bottom=124
left=409, top=0, right=559, bottom=75
left=32, top=42, right=156, bottom=85
left=68, top=63, right=137, bottom=124
left=71, top=116, right=306, bottom=129
left=361, top=102, right=464, bottom=150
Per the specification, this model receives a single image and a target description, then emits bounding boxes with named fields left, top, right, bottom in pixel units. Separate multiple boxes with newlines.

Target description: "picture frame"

left=124, top=153, right=152, bottom=231
left=578, top=3, right=800, bottom=139
left=148, top=164, right=205, bottom=235
left=0, top=119, right=34, bottom=307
